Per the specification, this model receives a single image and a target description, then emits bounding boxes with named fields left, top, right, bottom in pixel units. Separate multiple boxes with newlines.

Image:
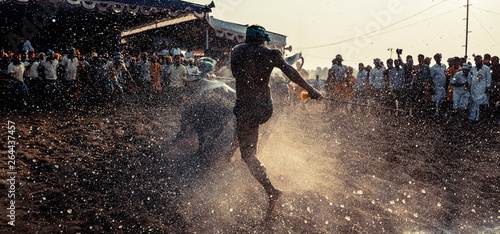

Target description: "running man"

left=231, top=25, right=323, bottom=216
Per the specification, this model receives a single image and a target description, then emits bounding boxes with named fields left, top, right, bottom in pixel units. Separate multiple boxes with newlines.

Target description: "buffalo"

left=172, top=78, right=239, bottom=163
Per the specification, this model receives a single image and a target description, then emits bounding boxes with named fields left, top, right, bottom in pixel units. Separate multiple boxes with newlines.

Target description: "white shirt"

left=451, top=70, right=471, bottom=85
left=25, top=61, right=40, bottom=79
left=329, top=64, right=348, bottom=85
left=170, top=47, right=182, bottom=56
left=185, top=51, right=194, bottom=59
left=40, top=59, right=59, bottom=80
left=8, top=62, right=25, bottom=82
left=470, top=65, right=492, bottom=104
left=61, top=56, right=79, bottom=81
left=168, top=64, right=187, bottom=88
left=137, top=60, right=151, bottom=81
left=369, top=66, right=386, bottom=89
left=430, top=63, right=447, bottom=101
left=103, top=60, right=128, bottom=81
left=186, top=65, right=200, bottom=76
left=160, top=63, right=170, bottom=84
left=353, top=69, right=368, bottom=91
left=388, top=67, right=405, bottom=91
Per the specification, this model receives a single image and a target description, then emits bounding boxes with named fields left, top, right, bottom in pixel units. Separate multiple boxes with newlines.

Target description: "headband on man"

left=246, top=26, right=271, bottom=43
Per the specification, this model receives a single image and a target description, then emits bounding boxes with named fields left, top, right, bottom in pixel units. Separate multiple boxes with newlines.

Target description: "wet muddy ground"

left=1, top=98, right=499, bottom=233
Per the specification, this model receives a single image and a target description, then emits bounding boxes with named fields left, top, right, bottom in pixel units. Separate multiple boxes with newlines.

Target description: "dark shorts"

left=233, top=97, right=273, bottom=128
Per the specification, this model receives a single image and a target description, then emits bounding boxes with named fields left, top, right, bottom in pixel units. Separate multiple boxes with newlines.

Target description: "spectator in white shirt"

left=60, top=47, right=79, bottom=102
left=185, top=48, right=194, bottom=59
left=185, top=58, right=199, bottom=76
left=8, top=54, right=27, bottom=108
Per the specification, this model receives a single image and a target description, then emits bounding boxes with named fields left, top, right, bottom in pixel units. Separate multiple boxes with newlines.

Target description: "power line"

left=443, top=0, right=500, bottom=16
left=300, top=7, right=462, bottom=64
left=299, top=1, right=446, bottom=50
left=472, top=13, right=500, bottom=48
left=299, top=6, right=461, bottom=56
left=472, top=6, right=500, bottom=16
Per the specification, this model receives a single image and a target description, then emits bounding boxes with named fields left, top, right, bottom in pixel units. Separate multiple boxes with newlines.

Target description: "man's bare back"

left=231, top=43, right=322, bottom=100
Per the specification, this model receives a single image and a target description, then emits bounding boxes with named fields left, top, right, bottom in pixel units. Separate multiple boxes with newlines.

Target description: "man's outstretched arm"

left=274, top=52, right=323, bottom=99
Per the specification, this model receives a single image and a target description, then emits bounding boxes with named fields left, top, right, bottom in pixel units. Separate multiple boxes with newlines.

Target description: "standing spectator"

left=60, top=47, right=79, bottom=105
left=445, top=57, right=459, bottom=103
left=423, top=57, right=432, bottom=102
left=24, top=52, right=40, bottom=86
left=490, top=56, right=500, bottom=120
left=127, top=57, right=140, bottom=93
left=353, top=63, right=368, bottom=113
left=469, top=55, right=492, bottom=121
left=166, top=55, right=187, bottom=98
left=430, top=53, right=447, bottom=116
left=483, top=54, right=492, bottom=67
left=101, top=52, right=133, bottom=95
left=410, top=54, right=427, bottom=116
left=136, top=52, right=151, bottom=94
left=161, top=56, right=172, bottom=88
left=86, top=52, right=105, bottom=102
left=326, top=54, right=348, bottom=111
left=185, top=48, right=194, bottom=59
left=383, top=58, right=394, bottom=107
left=170, top=41, right=182, bottom=57
left=185, top=58, right=200, bottom=76
left=388, top=59, right=405, bottom=114
left=150, top=53, right=162, bottom=92
left=39, top=50, right=59, bottom=109
left=24, top=52, right=41, bottom=109
left=450, top=63, right=471, bottom=116
left=397, top=49, right=416, bottom=116
left=8, top=54, right=27, bottom=109
left=368, top=58, right=386, bottom=109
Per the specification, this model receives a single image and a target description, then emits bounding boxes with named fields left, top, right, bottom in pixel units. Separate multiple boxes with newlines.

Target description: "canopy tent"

left=0, top=0, right=211, bottom=54
left=120, top=15, right=287, bottom=57
left=209, top=16, right=286, bottom=47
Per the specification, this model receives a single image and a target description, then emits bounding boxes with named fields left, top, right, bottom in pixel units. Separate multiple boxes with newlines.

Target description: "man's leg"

left=237, top=121, right=281, bottom=200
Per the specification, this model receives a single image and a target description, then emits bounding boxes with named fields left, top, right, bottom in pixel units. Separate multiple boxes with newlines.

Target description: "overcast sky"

left=191, top=0, right=500, bottom=70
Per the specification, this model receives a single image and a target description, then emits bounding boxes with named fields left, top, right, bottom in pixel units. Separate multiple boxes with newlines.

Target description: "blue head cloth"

left=113, top=51, right=122, bottom=60
left=47, top=49, right=54, bottom=55
left=246, top=26, right=271, bottom=43
left=373, top=58, right=381, bottom=63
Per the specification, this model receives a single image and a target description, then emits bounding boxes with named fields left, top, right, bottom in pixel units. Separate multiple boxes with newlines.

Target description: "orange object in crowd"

left=300, top=91, right=309, bottom=103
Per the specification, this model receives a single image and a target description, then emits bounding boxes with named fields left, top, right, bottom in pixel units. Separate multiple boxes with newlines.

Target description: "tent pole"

left=205, top=28, right=209, bottom=50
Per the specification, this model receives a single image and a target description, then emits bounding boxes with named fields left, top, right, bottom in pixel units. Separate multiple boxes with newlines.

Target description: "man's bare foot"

left=266, top=189, right=282, bottom=218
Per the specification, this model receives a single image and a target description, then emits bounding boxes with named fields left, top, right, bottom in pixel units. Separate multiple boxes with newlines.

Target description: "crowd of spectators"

left=0, top=44, right=233, bottom=112
left=2, top=42, right=499, bottom=123
left=324, top=50, right=500, bottom=122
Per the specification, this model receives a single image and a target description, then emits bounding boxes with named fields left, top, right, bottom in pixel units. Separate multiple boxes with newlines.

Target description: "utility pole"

left=465, top=0, right=470, bottom=58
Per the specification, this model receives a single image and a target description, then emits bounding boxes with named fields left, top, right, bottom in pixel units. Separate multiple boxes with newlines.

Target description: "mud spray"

left=172, top=102, right=499, bottom=233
